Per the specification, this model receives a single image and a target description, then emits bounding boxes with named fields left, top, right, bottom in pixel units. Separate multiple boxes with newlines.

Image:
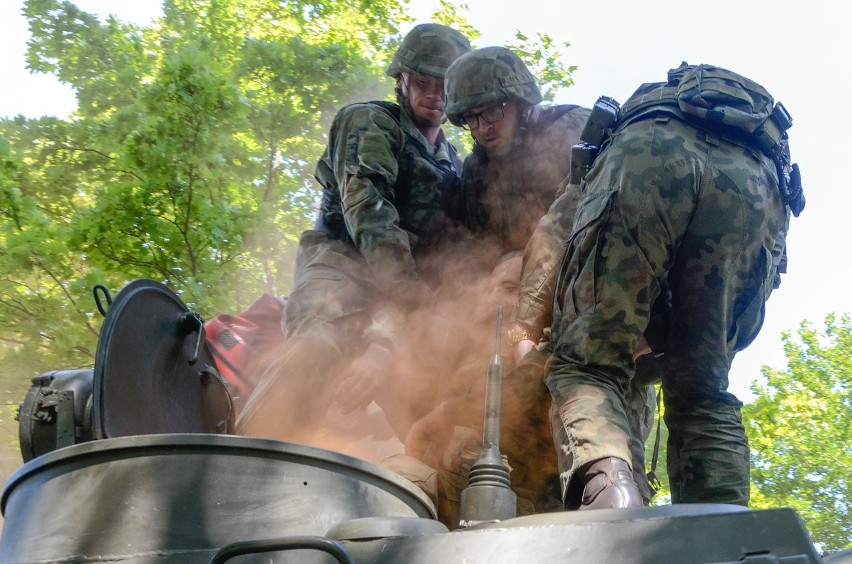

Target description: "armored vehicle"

left=2, top=279, right=846, bottom=563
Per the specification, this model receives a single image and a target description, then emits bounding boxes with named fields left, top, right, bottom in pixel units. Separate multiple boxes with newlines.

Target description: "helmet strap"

left=514, top=102, right=534, bottom=149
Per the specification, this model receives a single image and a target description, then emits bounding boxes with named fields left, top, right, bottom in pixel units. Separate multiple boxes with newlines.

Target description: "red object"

left=204, top=294, right=287, bottom=406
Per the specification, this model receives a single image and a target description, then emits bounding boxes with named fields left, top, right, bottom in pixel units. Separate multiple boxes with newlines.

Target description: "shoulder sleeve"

left=328, top=104, right=432, bottom=308
left=511, top=108, right=591, bottom=337
left=514, top=181, right=581, bottom=341
left=459, top=149, right=489, bottom=232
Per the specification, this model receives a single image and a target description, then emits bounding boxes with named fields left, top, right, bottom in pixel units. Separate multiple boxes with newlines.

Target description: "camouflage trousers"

left=547, top=117, right=788, bottom=506
left=550, top=375, right=658, bottom=505
left=515, top=348, right=658, bottom=506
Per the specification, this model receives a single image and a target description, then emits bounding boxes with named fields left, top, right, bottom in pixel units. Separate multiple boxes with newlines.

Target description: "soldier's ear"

left=521, top=104, right=533, bottom=124
left=397, top=73, right=409, bottom=97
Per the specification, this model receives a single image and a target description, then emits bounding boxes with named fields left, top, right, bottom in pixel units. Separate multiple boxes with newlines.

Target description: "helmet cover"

left=387, top=23, right=472, bottom=79
left=445, top=46, right=542, bottom=123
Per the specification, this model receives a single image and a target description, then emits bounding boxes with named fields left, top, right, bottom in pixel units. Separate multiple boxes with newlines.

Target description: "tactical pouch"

left=676, top=65, right=774, bottom=134
left=676, top=64, right=803, bottom=216
left=579, top=96, right=620, bottom=147
left=569, top=96, right=621, bottom=185
left=619, top=63, right=804, bottom=216
left=675, top=65, right=791, bottom=158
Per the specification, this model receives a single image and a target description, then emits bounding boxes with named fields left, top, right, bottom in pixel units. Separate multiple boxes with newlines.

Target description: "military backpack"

left=571, top=63, right=804, bottom=216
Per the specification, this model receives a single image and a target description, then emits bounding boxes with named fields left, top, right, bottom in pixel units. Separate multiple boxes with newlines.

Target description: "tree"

left=1, top=0, right=582, bottom=378
left=744, top=313, right=852, bottom=553
left=0, top=122, right=105, bottom=373
left=507, top=31, right=577, bottom=103
left=1, top=0, right=407, bottom=377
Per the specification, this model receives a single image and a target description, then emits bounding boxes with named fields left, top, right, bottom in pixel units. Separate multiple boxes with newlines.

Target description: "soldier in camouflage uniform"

left=535, top=64, right=792, bottom=509
left=410, top=47, right=588, bottom=518
left=388, top=49, right=656, bottom=524
left=235, top=24, right=471, bottom=443
left=445, top=46, right=590, bottom=264
left=443, top=46, right=657, bottom=509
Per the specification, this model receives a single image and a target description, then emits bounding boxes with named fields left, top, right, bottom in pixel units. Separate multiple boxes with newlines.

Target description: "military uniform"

left=236, top=100, right=463, bottom=440
left=235, top=24, right=471, bottom=442
left=511, top=119, right=660, bottom=504
left=544, top=75, right=790, bottom=506
left=458, top=104, right=590, bottom=255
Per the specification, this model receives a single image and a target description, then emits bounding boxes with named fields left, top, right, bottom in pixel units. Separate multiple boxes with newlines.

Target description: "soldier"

left=235, top=24, right=471, bottom=444
left=532, top=63, right=798, bottom=509
left=384, top=252, right=529, bottom=528
left=441, top=46, right=658, bottom=509
left=445, top=46, right=590, bottom=265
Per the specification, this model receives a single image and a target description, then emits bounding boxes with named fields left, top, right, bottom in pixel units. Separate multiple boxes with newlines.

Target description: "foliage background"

left=0, top=0, right=849, bottom=552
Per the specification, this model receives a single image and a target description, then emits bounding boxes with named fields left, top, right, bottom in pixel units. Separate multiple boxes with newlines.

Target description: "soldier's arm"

left=513, top=185, right=580, bottom=343
left=512, top=107, right=590, bottom=346
left=331, top=105, right=433, bottom=309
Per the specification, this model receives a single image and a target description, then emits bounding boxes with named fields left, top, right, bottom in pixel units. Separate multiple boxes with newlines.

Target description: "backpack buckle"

left=770, top=102, right=793, bottom=131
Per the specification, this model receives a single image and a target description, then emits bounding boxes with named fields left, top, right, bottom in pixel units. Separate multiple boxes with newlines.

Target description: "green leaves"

left=2, top=0, right=407, bottom=376
left=508, top=31, right=577, bottom=103
left=744, top=314, right=852, bottom=553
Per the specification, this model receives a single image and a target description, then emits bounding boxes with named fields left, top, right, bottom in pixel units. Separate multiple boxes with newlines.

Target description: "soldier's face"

left=467, top=101, right=522, bottom=155
left=400, top=72, right=447, bottom=127
left=483, top=254, right=523, bottom=320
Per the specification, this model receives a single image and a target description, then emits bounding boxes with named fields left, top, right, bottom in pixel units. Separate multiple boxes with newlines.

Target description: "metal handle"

left=198, top=364, right=234, bottom=434
left=92, top=284, right=112, bottom=317
left=179, top=311, right=205, bottom=365
left=207, top=535, right=355, bottom=564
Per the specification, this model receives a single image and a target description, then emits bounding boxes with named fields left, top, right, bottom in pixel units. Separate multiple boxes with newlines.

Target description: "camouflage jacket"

left=457, top=105, right=589, bottom=255
left=312, top=101, right=462, bottom=308
left=513, top=183, right=580, bottom=342
left=456, top=104, right=589, bottom=337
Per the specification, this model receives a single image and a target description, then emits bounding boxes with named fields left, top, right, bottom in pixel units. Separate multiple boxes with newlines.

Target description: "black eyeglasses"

left=458, top=103, right=507, bottom=131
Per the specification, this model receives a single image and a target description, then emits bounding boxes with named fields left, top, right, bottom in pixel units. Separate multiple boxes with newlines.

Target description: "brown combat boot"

left=573, top=457, right=643, bottom=510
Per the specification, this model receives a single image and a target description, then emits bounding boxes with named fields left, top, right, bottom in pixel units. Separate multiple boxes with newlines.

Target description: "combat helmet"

left=387, top=23, right=471, bottom=79
left=445, top=46, right=543, bottom=125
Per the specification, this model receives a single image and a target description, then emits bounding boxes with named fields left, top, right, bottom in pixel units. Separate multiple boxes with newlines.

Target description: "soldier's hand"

left=513, top=339, right=536, bottom=365
left=334, top=343, right=394, bottom=414
left=633, top=335, right=652, bottom=360
left=404, top=401, right=454, bottom=468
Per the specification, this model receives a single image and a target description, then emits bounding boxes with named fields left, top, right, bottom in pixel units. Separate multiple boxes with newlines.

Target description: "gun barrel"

left=482, top=306, right=503, bottom=450
left=459, top=305, right=516, bottom=527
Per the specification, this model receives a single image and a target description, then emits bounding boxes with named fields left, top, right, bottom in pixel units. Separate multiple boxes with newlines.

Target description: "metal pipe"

left=482, top=306, right=503, bottom=451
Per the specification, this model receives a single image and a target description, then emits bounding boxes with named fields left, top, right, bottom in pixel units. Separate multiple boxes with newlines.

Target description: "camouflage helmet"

left=386, top=23, right=471, bottom=79
left=445, top=46, right=543, bottom=124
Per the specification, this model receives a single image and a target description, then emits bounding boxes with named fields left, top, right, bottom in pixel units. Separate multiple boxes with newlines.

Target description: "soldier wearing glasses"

left=442, top=47, right=659, bottom=511
left=444, top=46, right=590, bottom=264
